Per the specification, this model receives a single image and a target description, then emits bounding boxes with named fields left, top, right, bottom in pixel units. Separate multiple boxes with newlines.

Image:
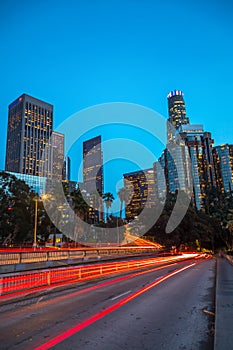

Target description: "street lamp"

left=33, top=194, right=48, bottom=249
left=117, top=216, right=120, bottom=246
left=33, top=196, right=38, bottom=248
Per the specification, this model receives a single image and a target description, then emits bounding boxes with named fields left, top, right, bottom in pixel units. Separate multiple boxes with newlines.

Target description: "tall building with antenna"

left=167, top=90, right=190, bottom=141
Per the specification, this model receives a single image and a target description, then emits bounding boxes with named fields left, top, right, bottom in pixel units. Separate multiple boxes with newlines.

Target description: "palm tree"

left=71, top=188, right=89, bottom=221
left=70, top=188, right=90, bottom=245
left=117, top=187, right=127, bottom=218
left=103, top=192, right=115, bottom=220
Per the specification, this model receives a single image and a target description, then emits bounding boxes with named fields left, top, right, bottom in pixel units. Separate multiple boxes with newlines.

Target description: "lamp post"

left=33, top=197, right=38, bottom=249
left=117, top=216, right=120, bottom=246
left=33, top=194, right=48, bottom=249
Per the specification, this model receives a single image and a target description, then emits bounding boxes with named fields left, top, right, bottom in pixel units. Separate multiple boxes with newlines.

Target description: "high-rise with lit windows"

left=179, top=124, right=216, bottom=210
left=213, top=144, right=233, bottom=193
left=5, top=94, right=53, bottom=177
left=163, top=90, right=217, bottom=210
left=51, top=131, right=64, bottom=180
left=167, top=90, right=190, bottom=141
left=123, top=168, right=156, bottom=220
left=83, top=135, right=103, bottom=195
left=83, top=135, right=104, bottom=222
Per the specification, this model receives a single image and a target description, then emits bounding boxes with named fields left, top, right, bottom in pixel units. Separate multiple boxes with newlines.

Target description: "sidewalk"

left=215, top=256, right=233, bottom=350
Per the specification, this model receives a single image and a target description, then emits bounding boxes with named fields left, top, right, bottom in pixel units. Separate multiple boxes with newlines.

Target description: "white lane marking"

left=36, top=296, right=44, bottom=304
left=111, top=290, right=131, bottom=301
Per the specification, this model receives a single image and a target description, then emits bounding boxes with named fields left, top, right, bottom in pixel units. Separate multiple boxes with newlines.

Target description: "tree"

left=0, top=172, right=34, bottom=244
left=71, top=188, right=89, bottom=221
left=143, top=191, right=225, bottom=252
left=205, top=188, right=233, bottom=249
left=0, top=172, right=53, bottom=246
left=103, top=192, right=115, bottom=220
left=69, top=187, right=90, bottom=243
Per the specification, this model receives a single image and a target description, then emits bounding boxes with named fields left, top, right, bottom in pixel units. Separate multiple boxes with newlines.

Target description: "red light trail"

left=0, top=254, right=200, bottom=298
left=34, top=261, right=202, bottom=350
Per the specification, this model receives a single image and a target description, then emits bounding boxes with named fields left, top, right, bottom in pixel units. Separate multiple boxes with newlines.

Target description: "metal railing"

left=0, top=247, right=158, bottom=266
left=0, top=255, right=193, bottom=297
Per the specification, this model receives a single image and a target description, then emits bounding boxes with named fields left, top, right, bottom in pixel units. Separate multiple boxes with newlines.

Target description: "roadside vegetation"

left=0, top=171, right=232, bottom=251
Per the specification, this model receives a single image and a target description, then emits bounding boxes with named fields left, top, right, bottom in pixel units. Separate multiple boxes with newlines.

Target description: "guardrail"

left=0, top=255, right=194, bottom=297
left=0, top=247, right=158, bottom=266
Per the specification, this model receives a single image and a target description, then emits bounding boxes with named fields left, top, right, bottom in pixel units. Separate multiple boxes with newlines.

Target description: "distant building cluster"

left=3, top=91, right=233, bottom=223
left=125, top=90, right=233, bottom=218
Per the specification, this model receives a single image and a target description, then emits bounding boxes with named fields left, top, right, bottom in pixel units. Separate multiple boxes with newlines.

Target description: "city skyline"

left=1, top=0, right=233, bottom=199
left=2, top=90, right=232, bottom=208
left=1, top=3, right=233, bottom=345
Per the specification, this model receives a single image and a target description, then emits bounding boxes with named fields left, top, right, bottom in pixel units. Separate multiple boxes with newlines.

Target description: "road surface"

left=0, top=257, right=215, bottom=350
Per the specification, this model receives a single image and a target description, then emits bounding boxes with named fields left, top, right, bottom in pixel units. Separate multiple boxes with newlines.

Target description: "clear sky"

left=0, top=0, right=233, bottom=204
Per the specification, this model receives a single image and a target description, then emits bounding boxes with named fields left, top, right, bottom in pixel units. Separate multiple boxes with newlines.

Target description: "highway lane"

left=0, top=257, right=215, bottom=350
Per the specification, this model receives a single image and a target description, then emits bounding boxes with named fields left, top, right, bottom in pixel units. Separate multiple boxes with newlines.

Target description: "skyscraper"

left=51, top=131, right=64, bottom=180
left=179, top=124, right=216, bottom=210
left=163, top=90, right=218, bottom=210
left=158, top=142, right=192, bottom=198
left=83, top=135, right=103, bottom=195
left=213, top=144, right=233, bottom=193
left=83, top=135, right=103, bottom=222
left=123, top=168, right=156, bottom=220
left=153, top=160, right=166, bottom=201
left=62, top=156, right=71, bottom=181
left=5, top=94, right=53, bottom=177
left=167, top=90, right=190, bottom=140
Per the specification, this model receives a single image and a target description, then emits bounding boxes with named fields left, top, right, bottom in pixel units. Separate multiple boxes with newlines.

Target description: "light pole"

left=33, top=197, right=38, bottom=248
left=33, top=194, right=48, bottom=249
left=116, top=216, right=120, bottom=246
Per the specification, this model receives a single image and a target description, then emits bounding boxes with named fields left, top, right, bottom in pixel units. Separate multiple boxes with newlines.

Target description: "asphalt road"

left=0, top=257, right=215, bottom=350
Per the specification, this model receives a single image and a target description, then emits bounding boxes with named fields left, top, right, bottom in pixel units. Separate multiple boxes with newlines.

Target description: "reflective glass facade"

left=154, top=159, right=166, bottom=201
left=159, top=141, right=191, bottom=198
left=6, top=171, right=47, bottom=195
left=179, top=125, right=216, bottom=210
left=213, top=144, right=233, bottom=193
left=62, top=156, right=71, bottom=181
left=5, top=94, right=53, bottom=177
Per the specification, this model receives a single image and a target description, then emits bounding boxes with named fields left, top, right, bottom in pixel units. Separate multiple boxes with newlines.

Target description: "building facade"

left=5, top=94, right=53, bottom=177
left=123, top=168, right=156, bottom=220
left=6, top=171, right=47, bottom=195
left=179, top=124, right=216, bottom=210
left=83, top=135, right=103, bottom=195
left=158, top=141, right=192, bottom=199
left=51, top=131, right=64, bottom=180
left=213, top=144, right=233, bottom=193
left=83, top=135, right=104, bottom=222
left=154, top=159, right=166, bottom=201
left=62, top=156, right=71, bottom=181
left=167, top=90, right=190, bottom=141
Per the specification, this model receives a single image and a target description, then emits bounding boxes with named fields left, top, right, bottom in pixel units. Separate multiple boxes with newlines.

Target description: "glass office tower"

left=123, top=168, right=156, bottom=220
left=213, top=144, right=233, bottom=193
left=51, top=131, right=64, bottom=180
left=83, top=135, right=104, bottom=222
left=5, top=94, right=53, bottom=177
left=83, top=135, right=103, bottom=195
left=167, top=90, right=190, bottom=141
left=179, top=124, right=216, bottom=210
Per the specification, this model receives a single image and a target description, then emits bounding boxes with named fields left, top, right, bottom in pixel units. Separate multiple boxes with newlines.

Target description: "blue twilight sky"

left=0, top=0, right=233, bottom=205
